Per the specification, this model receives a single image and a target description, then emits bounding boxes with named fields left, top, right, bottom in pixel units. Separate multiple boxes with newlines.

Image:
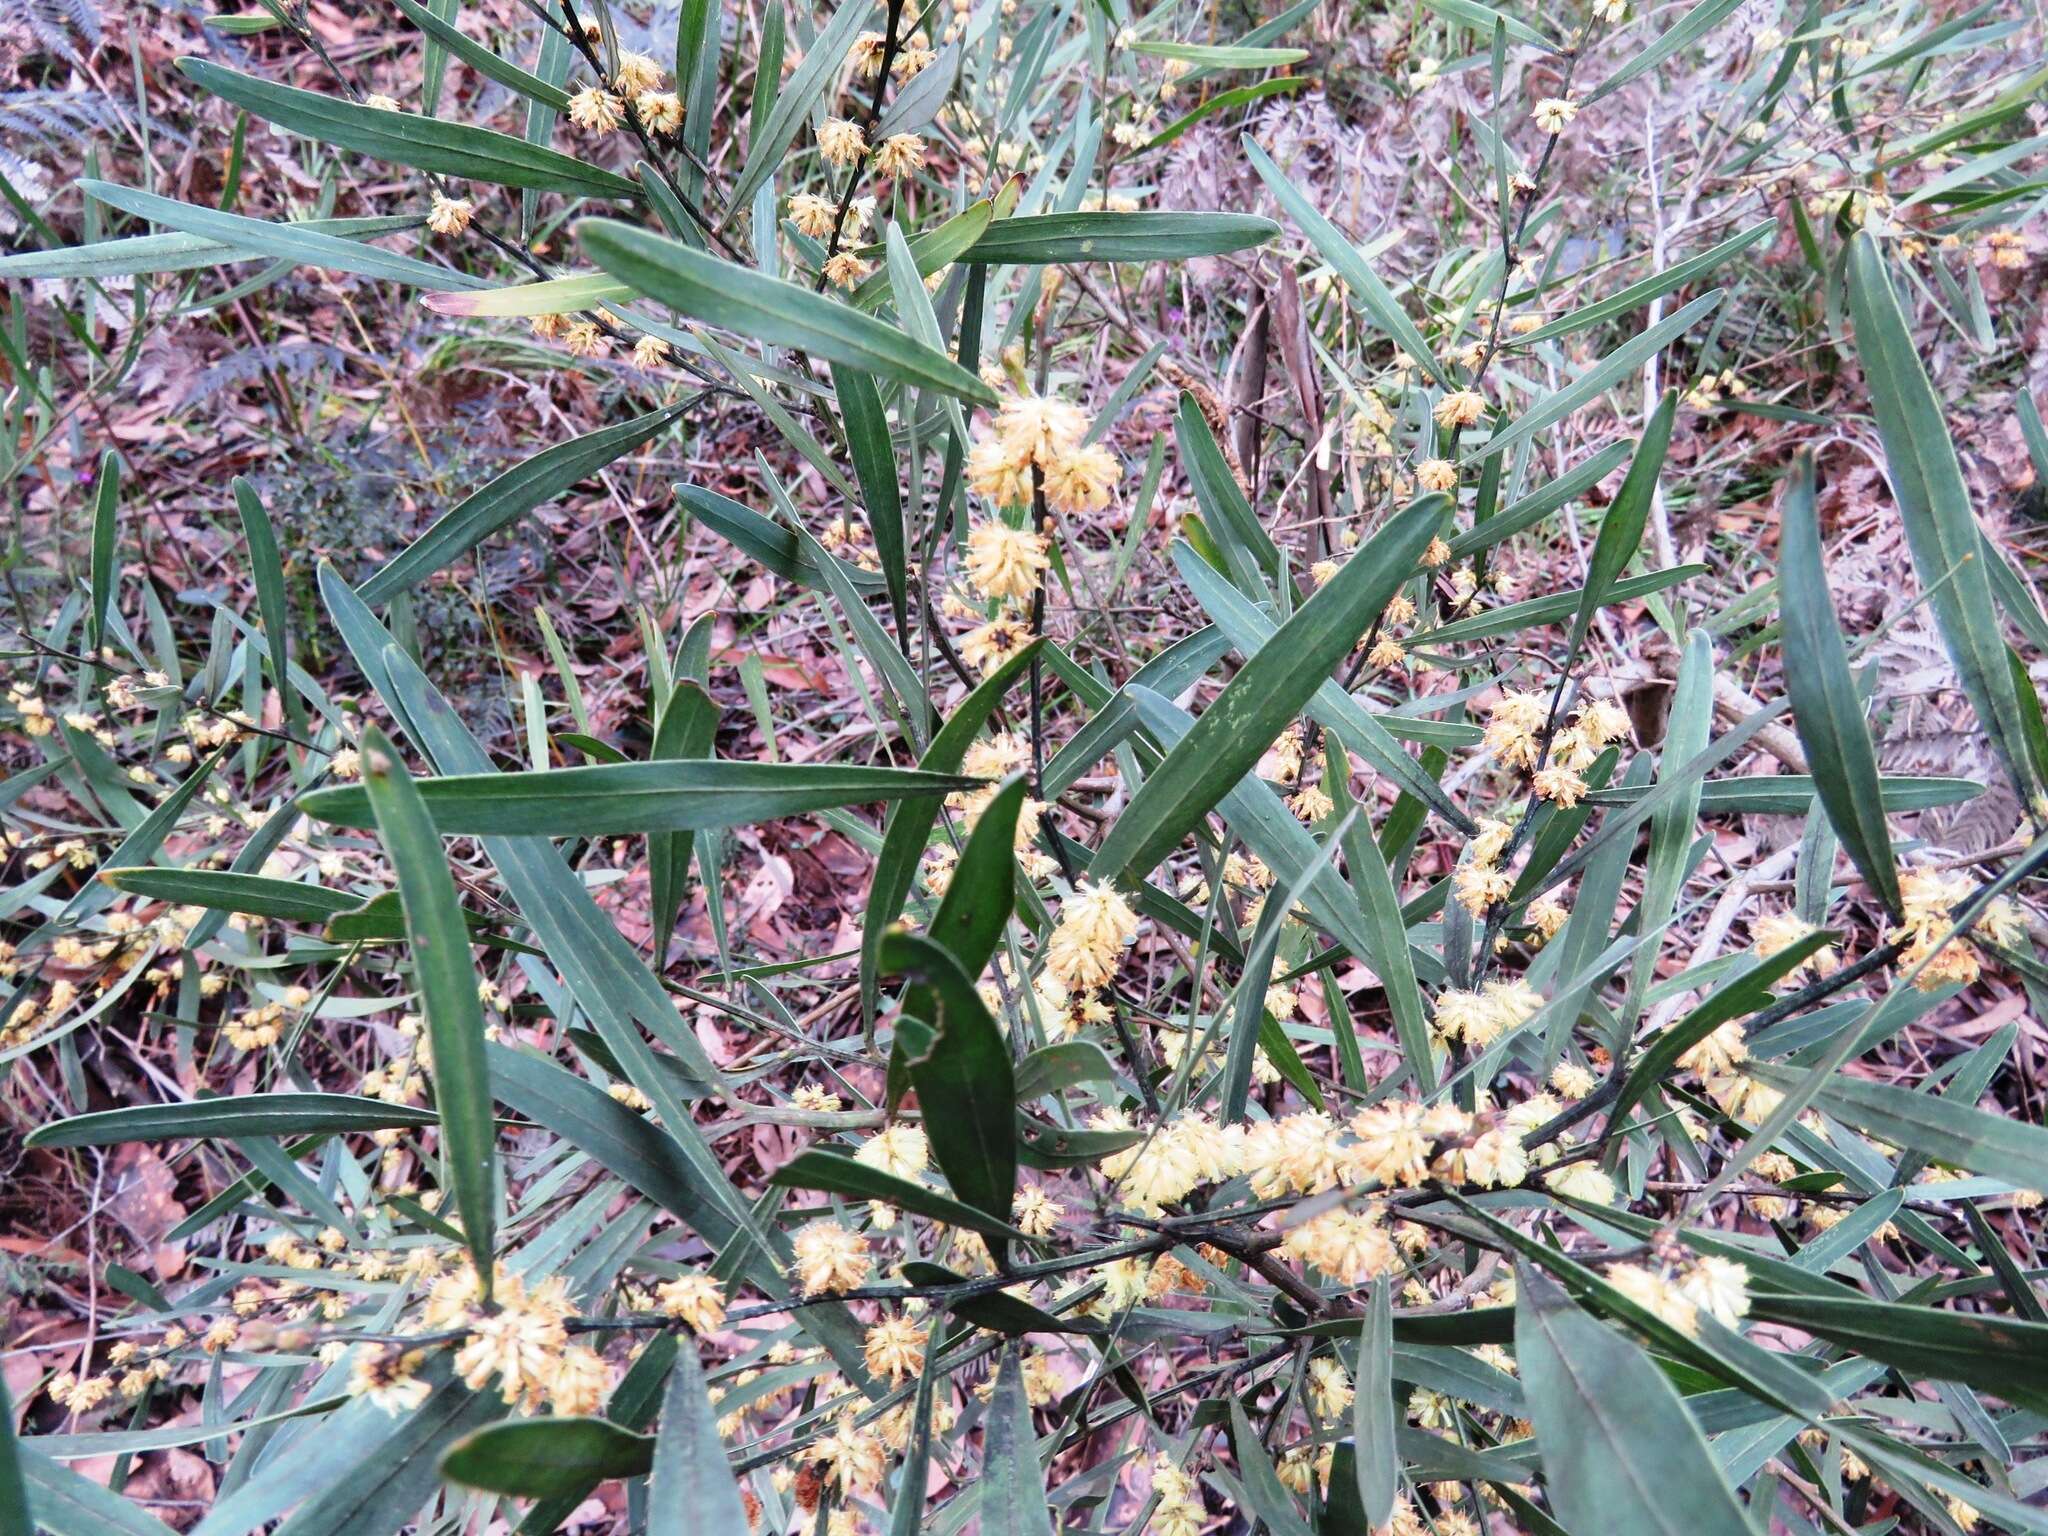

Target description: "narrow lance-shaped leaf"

left=26, top=1094, right=440, bottom=1148
left=391, top=0, right=571, bottom=110
left=422, top=271, right=631, bottom=318
left=1748, top=1060, right=2048, bottom=1194
left=834, top=366, right=908, bottom=639
left=1471, top=308, right=1712, bottom=468
left=1128, top=39, right=1309, bottom=64
left=1777, top=449, right=1902, bottom=915
left=1629, top=628, right=1713, bottom=1013
left=233, top=476, right=302, bottom=735
left=0, top=1379, right=28, bottom=1536
left=860, top=638, right=1044, bottom=1022
left=1609, top=929, right=1835, bottom=1121
left=1354, top=1281, right=1398, bottom=1529
left=1585, top=774, right=1980, bottom=815
left=78, top=180, right=490, bottom=293
left=1176, top=391, right=1278, bottom=582
left=887, top=1315, right=948, bottom=1536
left=88, top=450, right=118, bottom=653
left=273, top=1372, right=507, bottom=1536
left=100, top=866, right=361, bottom=924
left=578, top=219, right=998, bottom=406
left=769, top=1150, right=1033, bottom=1243
left=1745, top=1290, right=2048, bottom=1416
left=1517, top=220, right=1776, bottom=344
left=359, top=403, right=689, bottom=602
left=1243, top=136, right=1453, bottom=391
left=1513, top=1265, right=1755, bottom=1536
left=301, top=758, right=979, bottom=838
left=924, top=774, right=1027, bottom=984
left=650, top=681, right=719, bottom=968
left=0, top=214, right=425, bottom=282
left=1170, top=541, right=1474, bottom=830
left=959, top=211, right=1279, bottom=264
left=1334, top=756, right=1436, bottom=1092
left=982, top=1347, right=1055, bottom=1536
left=1147, top=78, right=1308, bottom=148
left=176, top=58, right=640, bottom=199
left=19, top=1446, right=181, bottom=1536
left=1847, top=231, right=2040, bottom=804
left=878, top=931, right=1018, bottom=1248
left=1220, top=1399, right=1318, bottom=1536
left=1564, top=389, right=1676, bottom=655
left=1086, top=492, right=1447, bottom=887
left=726, top=0, right=875, bottom=210
left=440, top=1419, right=653, bottom=1499
left=674, top=483, right=889, bottom=595
left=648, top=1343, right=751, bottom=1536
left=359, top=726, right=498, bottom=1291
left=1586, top=0, right=1750, bottom=102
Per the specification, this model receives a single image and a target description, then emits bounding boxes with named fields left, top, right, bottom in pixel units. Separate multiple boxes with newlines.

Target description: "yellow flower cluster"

left=1044, top=880, right=1140, bottom=993
left=809, top=1411, right=888, bottom=1495
left=349, top=1345, right=431, bottom=1413
left=1149, top=1453, right=1206, bottom=1536
left=817, top=117, right=868, bottom=166
left=966, top=394, right=1121, bottom=515
left=1606, top=1253, right=1749, bottom=1337
left=1888, top=868, right=2024, bottom=991
left=656, top=1273, right=728, bottom=1332
left=791, top=1219, right=872, bottom=1295
left=426, top=192, right=473, bottom=237
left=1431, top=978, right=1543, bottom=1048
left=567, top=86, right=625, bottom=133
left=445, top=1268, right=585, bottom=1410
left=1751, top=910, right=1839, bottom=979
left=1281, top=1205, right=1398, bottom=1284
left=959, top=615, right=1035, bottom=676
left=964, top=519, right=1050, bottom=602
left=1101, top=1110, right=1237, bottom=1213
left=862, top=1313, right=926, bottom=1383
